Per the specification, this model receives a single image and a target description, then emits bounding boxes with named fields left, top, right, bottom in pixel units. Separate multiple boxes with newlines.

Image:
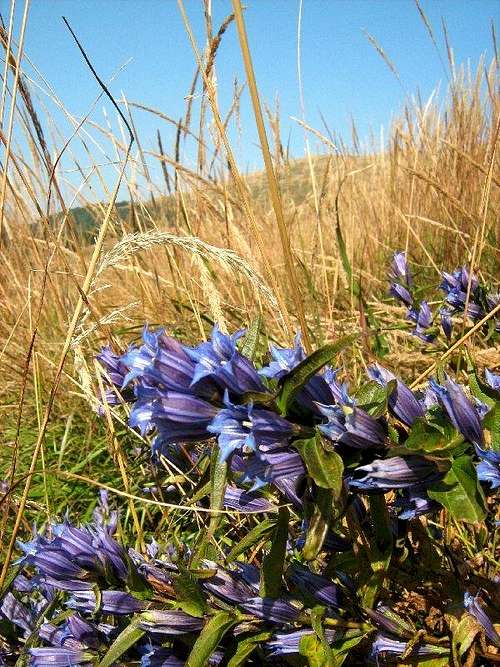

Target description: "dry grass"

left=0, top=3, right=498, bottom=558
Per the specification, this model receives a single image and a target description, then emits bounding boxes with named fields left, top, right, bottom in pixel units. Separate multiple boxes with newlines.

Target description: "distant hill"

left=56, top=154, right=359, bottom=241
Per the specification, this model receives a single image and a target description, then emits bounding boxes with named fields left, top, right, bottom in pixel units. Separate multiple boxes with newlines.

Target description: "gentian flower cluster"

left=1, top=320, right=498, bottom=664
left=389, top=251, right=500, bottom=341
left=389, top=251, right=436, bottom=342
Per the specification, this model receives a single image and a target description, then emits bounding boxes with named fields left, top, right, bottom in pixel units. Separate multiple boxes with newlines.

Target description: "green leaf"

left=209, top=446, right=227, bottom=517
left=428, top=455, right=487, bottom=523
left=299, top=632, right=331, bottom=667
left=194, top=445, right=227, bottom=564
left=295, top=433, right=344, bottom=496
left=226, top=517, right=277, bottom=561
left=404, top=416, right=464, bottom=456
left=327, top=629, right=367, bottom=666
left=240, top=314, right=263, bottom=360
left=355, top=380, right=396, bottom=418
left=186, top=611, right=237, bottom=667
left=469, top=371, right=498, bottom=409
left=172, top=567, right=207, bottom=617
left=276, top=334, right=357, bottom=413
left=483, top=402, right=500, bottom=451
left=452, top=613, right=481, bottom=664
left=362, top=495, right=393, bottom=608
left=187, top=480, right=211, bottom=505
left=302, top=487, right=334, bottom=561
left=240, top=391, right=277, bottom=408
left=98, top=618, right=145, bottom=667
left=125, top=554, right=152, bottom=600
left=227, top=631, right=272, bottom=667
left=260, top=507, right=289, bottom=598
left=311, top=607, right=335, bottom=665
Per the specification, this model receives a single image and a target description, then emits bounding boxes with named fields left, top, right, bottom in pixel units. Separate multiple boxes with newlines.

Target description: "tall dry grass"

left=0, top=2, right=498, bottom=558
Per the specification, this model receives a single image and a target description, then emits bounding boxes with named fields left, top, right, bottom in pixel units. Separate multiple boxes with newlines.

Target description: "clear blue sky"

left=13, top=0, right=498, bottom=198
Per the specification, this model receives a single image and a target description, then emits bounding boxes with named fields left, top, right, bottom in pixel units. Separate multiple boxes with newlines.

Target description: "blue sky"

left=14, top=0, right=498, bottom=197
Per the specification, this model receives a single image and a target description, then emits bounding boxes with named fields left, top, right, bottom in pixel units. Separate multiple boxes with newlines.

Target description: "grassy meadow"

left=0, top=6, right=499, bottom=663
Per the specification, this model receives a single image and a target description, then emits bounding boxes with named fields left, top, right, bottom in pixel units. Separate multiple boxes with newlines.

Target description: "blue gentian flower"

left=202, top=566, right=255, bottom=604
left=440, top=267, right=485, bottom=320
left=349, top=456, right=440, bottom=491
left=18, top=514, right=134, bottom=593
left=429, top=377, right=484, bottom=447
left=96, top=345, right=134, bottom=409
left=408, top=301, right=436, bottom=342
left=317, top=403, right=386, bottom=449
left=0, top=592, right=33, bottom=634
left=390, top=282, right=413, bottom=307
left=370, top=634, right=449, bottom=660
left=390, top=251, right=412, bottom=287
left=240, top=597, right=301, bottom=623
left=389, top=252, right=413, bottom=307
left=367, top=364, right=424, bottom=426
left=140, top=644, right=184, bottom=667
left=92, top=489, right=118, bottom=534
left=485, top=369, right=500, bottom=391
left=440, top=307, right=453, bottom=340
left=67, top=590, right=145, bottom=615
left=208, top=394, right=297, bottom=461
left=233, top=562, right=260, bottom=592
left=464, top=591, right=500, bottom=646
left=129, top=389, right=218, bottom=447
left=29, top=648, right=94, bottom=666
left=287, top=565, right=345, bottom=611
left=260, top=332, right=337, bottom=411
left=184, top=324, right=266, bottom=395
left=364, top=604, right=414, bottom=638
left=265, top=629, right=336, bottom=656
left=260, top=332, right=305, bottom=380
left=475, top=446, right=500, bottom=490
left=272, top=474, right=305, bottom=509
left=393, top=487, right=439, bottom=519
left=233, top=449, right=306, bottom=491
left=223, top=486, right=275, bottom=513
left=486, top=292, right=500, bottom=331
left=139, top=609, right=205, bottom=635
left=122, top=326, right=203, bottom=395
left=323, top=367, right=355, bottom=406
left=38, top=620, right=87, bottom=650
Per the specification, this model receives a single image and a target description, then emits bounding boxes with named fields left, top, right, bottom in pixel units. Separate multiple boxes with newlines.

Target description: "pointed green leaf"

left=227, top=517, right=277, bottom=561
left=362, top=495, right=393, bottom=608
left=469, top=371, right=498, bottom=409
left=260, top=507, right=289, bottom=598
left=240, top=314, right=263, bottom=360
left=303, top=487, right=334, bottom=561
left=186, top=611, right=237, bottom=667
left=295, top=433, right=344, bottom=496
left=452, top=613, right=481, bottom=663
left=428, top=455, right=487, bottom=523
left=194, top=445, right=227, bottom=564
left=209, top=445, right=227, bottom=527
left=227, top=631, right=272, bottom=667
left=276, top=334, right=357, bottom=413
left=299, top=632, right=330, bottom=667
left=483, top=402, right=500, bottom=451
left=355, top=380, right=396, bottom=418
left=172, top=567, right=207, bottom=617
left=326, top=629, right=367, bottom=666
left=311, top=607, right=335, bottom=665
left=403, top=416, right=464, bottom=456
left=98, top=618, right=145, bottom=667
